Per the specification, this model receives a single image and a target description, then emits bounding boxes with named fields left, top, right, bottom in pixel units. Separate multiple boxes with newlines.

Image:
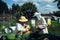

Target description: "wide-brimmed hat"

left=19, top=16, right=28, bottom=22
left=33, top=12, right=41, bottom=17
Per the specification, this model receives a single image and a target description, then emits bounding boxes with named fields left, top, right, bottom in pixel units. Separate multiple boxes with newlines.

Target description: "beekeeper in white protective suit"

left=33, top=12, right=48, bottom=34
left=16, top=16, right=28, bottom=33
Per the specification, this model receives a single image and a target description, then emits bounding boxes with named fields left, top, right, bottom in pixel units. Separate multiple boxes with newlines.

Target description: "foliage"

left=11, top=4, right=23, bottom=22
left=10, top=19, right=16, bottom=26
left=0, top=1, right=37, bottom=22
left=54, top=0, right=60, bottom=9
left=7, top=33, right=15, bottom=40
left=12, top=4, right=20, bottom=14
left=0, top=20, right=16, bottom=30
left=48, top=20, right=60, bottom=36
left=53, top=0, right=60, bottom=17
left=0, top=22, right=9, bottom=30
left=21, top=2, right=37, bottom=19
left=0, top=23, right=3, bottom=30
left=0, top=0, right=8, bottom=14
left=53, top=11, right=60, bottom=17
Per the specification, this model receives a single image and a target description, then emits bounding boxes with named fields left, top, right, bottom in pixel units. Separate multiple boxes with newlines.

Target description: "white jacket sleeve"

left=17, top=23, right=26, bottom=31
left=42, top=17, right=47, bottom=26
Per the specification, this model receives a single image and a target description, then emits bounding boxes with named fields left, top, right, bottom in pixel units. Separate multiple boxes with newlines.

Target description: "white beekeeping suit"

left=16, top=23, right=26, bottom=32
left=41, top=17, right=48, bottom=34
left=34, top=12, right=41, bottom=20
left=34, top=12, right=48, bottom=34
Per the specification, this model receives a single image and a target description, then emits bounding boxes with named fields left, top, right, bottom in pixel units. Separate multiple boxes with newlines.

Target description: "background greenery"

left=48, top=20, right=60, bottom=36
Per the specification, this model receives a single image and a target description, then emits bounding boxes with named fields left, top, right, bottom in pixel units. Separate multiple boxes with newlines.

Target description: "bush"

left=10, top=20, right=16, bottom=26
left=7, top=33, right=15, bottom=40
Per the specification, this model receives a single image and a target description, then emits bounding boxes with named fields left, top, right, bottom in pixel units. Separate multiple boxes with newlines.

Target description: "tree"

left=12, top=4, right=22, bottom=22
left=53, top=11, right=60, bottom=17
left=53, top=0, right=60, bottom=17
left=12, top=4, right=20, bottom=14
left=54, top=0, right=60, bottom=9
left=21, top=2, right=37, bottom=19
left=0, top=0, right=8, bottom=14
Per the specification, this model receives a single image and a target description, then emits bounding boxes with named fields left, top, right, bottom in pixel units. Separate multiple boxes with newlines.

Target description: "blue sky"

left=3, top=0, right=59, bottom=14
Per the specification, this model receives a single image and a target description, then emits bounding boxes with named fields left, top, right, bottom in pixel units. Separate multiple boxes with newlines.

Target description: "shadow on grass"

left=29, top=31, right=60, bottom=40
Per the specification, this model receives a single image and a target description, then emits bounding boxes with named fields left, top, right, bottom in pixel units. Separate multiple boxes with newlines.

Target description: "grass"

left=48, top=20, right=60, bottom=36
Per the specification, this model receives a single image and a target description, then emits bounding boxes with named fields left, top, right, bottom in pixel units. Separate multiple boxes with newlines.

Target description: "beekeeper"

left=17, top=16, right=28, bottom=32
left=33, top=12, right=49, bottom=34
